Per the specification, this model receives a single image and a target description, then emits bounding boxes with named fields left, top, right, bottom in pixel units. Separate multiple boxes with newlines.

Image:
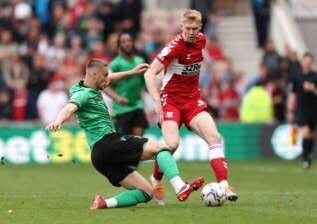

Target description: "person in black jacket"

left=287, top=52, right=317, bottom=169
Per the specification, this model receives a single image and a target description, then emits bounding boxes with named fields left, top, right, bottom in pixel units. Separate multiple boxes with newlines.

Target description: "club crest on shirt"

left=166, top=111, right=173, bottom=118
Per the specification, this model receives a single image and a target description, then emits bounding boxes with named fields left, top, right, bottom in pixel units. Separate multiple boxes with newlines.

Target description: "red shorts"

left=160, top=95, right=207, bottom=129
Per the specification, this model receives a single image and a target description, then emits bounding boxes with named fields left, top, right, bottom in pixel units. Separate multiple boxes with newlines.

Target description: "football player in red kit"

left=144, top=9, right=238, bottom=206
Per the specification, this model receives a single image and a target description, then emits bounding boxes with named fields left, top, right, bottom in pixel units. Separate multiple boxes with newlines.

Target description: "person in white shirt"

left=37, top=75, right=68, bottom=124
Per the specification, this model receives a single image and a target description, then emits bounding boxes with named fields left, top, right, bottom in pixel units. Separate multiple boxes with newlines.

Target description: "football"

left=200, top=182, right=226, bottom=207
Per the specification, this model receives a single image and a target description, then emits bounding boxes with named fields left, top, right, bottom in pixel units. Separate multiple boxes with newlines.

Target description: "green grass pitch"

left=1, top=161, right=317, bottom=224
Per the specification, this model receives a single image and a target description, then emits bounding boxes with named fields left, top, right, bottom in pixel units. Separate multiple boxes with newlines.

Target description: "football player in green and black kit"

left=105, top=32, right=148, bottom=136
left=46, top=59, right=204, bottom=209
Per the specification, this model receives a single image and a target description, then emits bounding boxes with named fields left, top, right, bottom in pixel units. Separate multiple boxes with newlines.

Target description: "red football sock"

left=209, top=144, right=228, bottom=182
left=153, top=160, right=163, bottom=181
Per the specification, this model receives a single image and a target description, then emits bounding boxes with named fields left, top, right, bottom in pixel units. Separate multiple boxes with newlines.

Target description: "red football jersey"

left=156, top=33, right=206, bottom=103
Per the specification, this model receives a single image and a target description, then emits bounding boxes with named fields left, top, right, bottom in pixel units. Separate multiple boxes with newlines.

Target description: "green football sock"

left=156, top=149, right=180, bottom=180
left=114, top=189, right=151, bottom=207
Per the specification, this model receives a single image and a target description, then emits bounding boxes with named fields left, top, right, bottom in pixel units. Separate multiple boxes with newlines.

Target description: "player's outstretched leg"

left=90, top=189, right=152, bottom=209
left=143, top=140, right=204, bottom=202
left=91, top=171, right=153, bottom=209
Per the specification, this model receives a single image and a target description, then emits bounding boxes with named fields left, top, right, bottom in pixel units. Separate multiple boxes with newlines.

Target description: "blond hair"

left=181, top=9, right=202, bottom=25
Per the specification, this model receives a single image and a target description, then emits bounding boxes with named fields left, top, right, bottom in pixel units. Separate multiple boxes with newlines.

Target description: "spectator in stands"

left=207, top=37, right=225, bottom=60
left=0, top=28, right=19, bottom=87
left=190, top=0, right=214, bottom=32
left=59, top=51, right=80, bottom=87
left=262, top=39, right=281, bottom=76
left=240, top=79, right=273, bottom=123
left=251, top=0, right=271, bottom=48
left=34, top=0, right=51, bottom=27
left=94, top=1, right=116, bottom=41
left=105, top=32, right=119, bottom=58
left=284, top=47, right=301, bottom=82
left=205, top=75, right=221, bottom=119
left=11, top=79, right=37, bottom=121
left=57, top=12, right=78, bottom=47
left=47, top=2, right=67, bottom=38
left=27, top=53, right=50, bottom=95
left=19, top=17, right=42, bottom=66
left=84, top=16, right=104, bottom=52
left=271, top=78, right=286, bottom=123
left=115, top=0, right=143, bottom=36
left=244, top=63, right=269, bottom=94
left=204, top=13, right=219, bottom=39
left=89, top=40, right=111, bottom=63
left=145, top=28, right=166, bottom=59
left=44, top=33, right=66, bottom=72
left=2, top=53, right=30, bottom=90
left=0, top=88, right=12, bottom=121
left=70, top=0, right=93, bottom=29
left=0, top=29, right=19, bottom=57
left=134, top=33, right=151, bottom=63
left=37, top=75, right=68, bottom=125
left=11, top=1, right=33, bottom=43
left=219, top=76, right=240, bottom=121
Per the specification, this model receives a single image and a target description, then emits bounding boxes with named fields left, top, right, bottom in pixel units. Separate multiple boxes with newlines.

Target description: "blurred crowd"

left=0, top=0, right=313, bottom=125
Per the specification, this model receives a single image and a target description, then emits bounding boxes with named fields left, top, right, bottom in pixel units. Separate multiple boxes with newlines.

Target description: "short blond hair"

left=181, top=9, right=202, bottom=25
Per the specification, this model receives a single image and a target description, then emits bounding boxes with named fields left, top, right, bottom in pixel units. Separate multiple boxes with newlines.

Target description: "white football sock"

left=170, top=176, right=186, bottom=193
left=219, top=180, right=229, bottom=189
left=105, top=197, right=117, bottom=208
left=150, top=175, right=162, bottom=185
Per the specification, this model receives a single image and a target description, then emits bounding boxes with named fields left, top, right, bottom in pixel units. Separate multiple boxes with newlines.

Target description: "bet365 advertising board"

left=0, top=123, right=303, bottom=164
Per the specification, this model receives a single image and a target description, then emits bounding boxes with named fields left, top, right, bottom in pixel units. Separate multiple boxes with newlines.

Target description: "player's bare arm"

left=144, top=59, right=164, bottom=122
left=144, top=59, right=164, bottom=102
left=104, top=87, right=128, bottom=105
left=108, top=63, right=149, bottom=84
left=46, top=103, right=78, bottom=131
left=286, top=92, right=297, bottom=123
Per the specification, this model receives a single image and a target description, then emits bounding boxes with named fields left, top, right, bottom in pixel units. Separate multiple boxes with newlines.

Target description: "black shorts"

left=296, top=110, right=317, bottom=130
left=91, top=133, right=148, bottom=187
left=113, top=109, right=149, bottom=135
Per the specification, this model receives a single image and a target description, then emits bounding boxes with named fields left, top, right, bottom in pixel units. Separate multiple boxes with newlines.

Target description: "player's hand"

left=46, top=121, right=62, bottom=132
left=131, top=63, right=149, bottom=74
left=117, top=96, right=128, bottom=105
left=303, top=81, right=315, bottom=92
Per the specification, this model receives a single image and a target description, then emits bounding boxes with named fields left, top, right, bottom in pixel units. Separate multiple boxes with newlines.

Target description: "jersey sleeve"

left=69, top=90, right=89, bottom=109
left=156, top=41, right=179, bottom=68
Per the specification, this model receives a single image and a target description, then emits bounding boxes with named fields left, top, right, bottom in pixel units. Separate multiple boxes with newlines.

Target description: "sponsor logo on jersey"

left=166, top=112, right=174, bottom=118
left=181, top=62, right=202, bottom=75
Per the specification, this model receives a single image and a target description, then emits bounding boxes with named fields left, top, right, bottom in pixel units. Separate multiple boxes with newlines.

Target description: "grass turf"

left=1, top=161, right=317, bottom=224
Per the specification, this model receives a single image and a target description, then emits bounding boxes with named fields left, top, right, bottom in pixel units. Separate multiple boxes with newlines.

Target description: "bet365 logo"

left=182, top=63, right=201, bottom=75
